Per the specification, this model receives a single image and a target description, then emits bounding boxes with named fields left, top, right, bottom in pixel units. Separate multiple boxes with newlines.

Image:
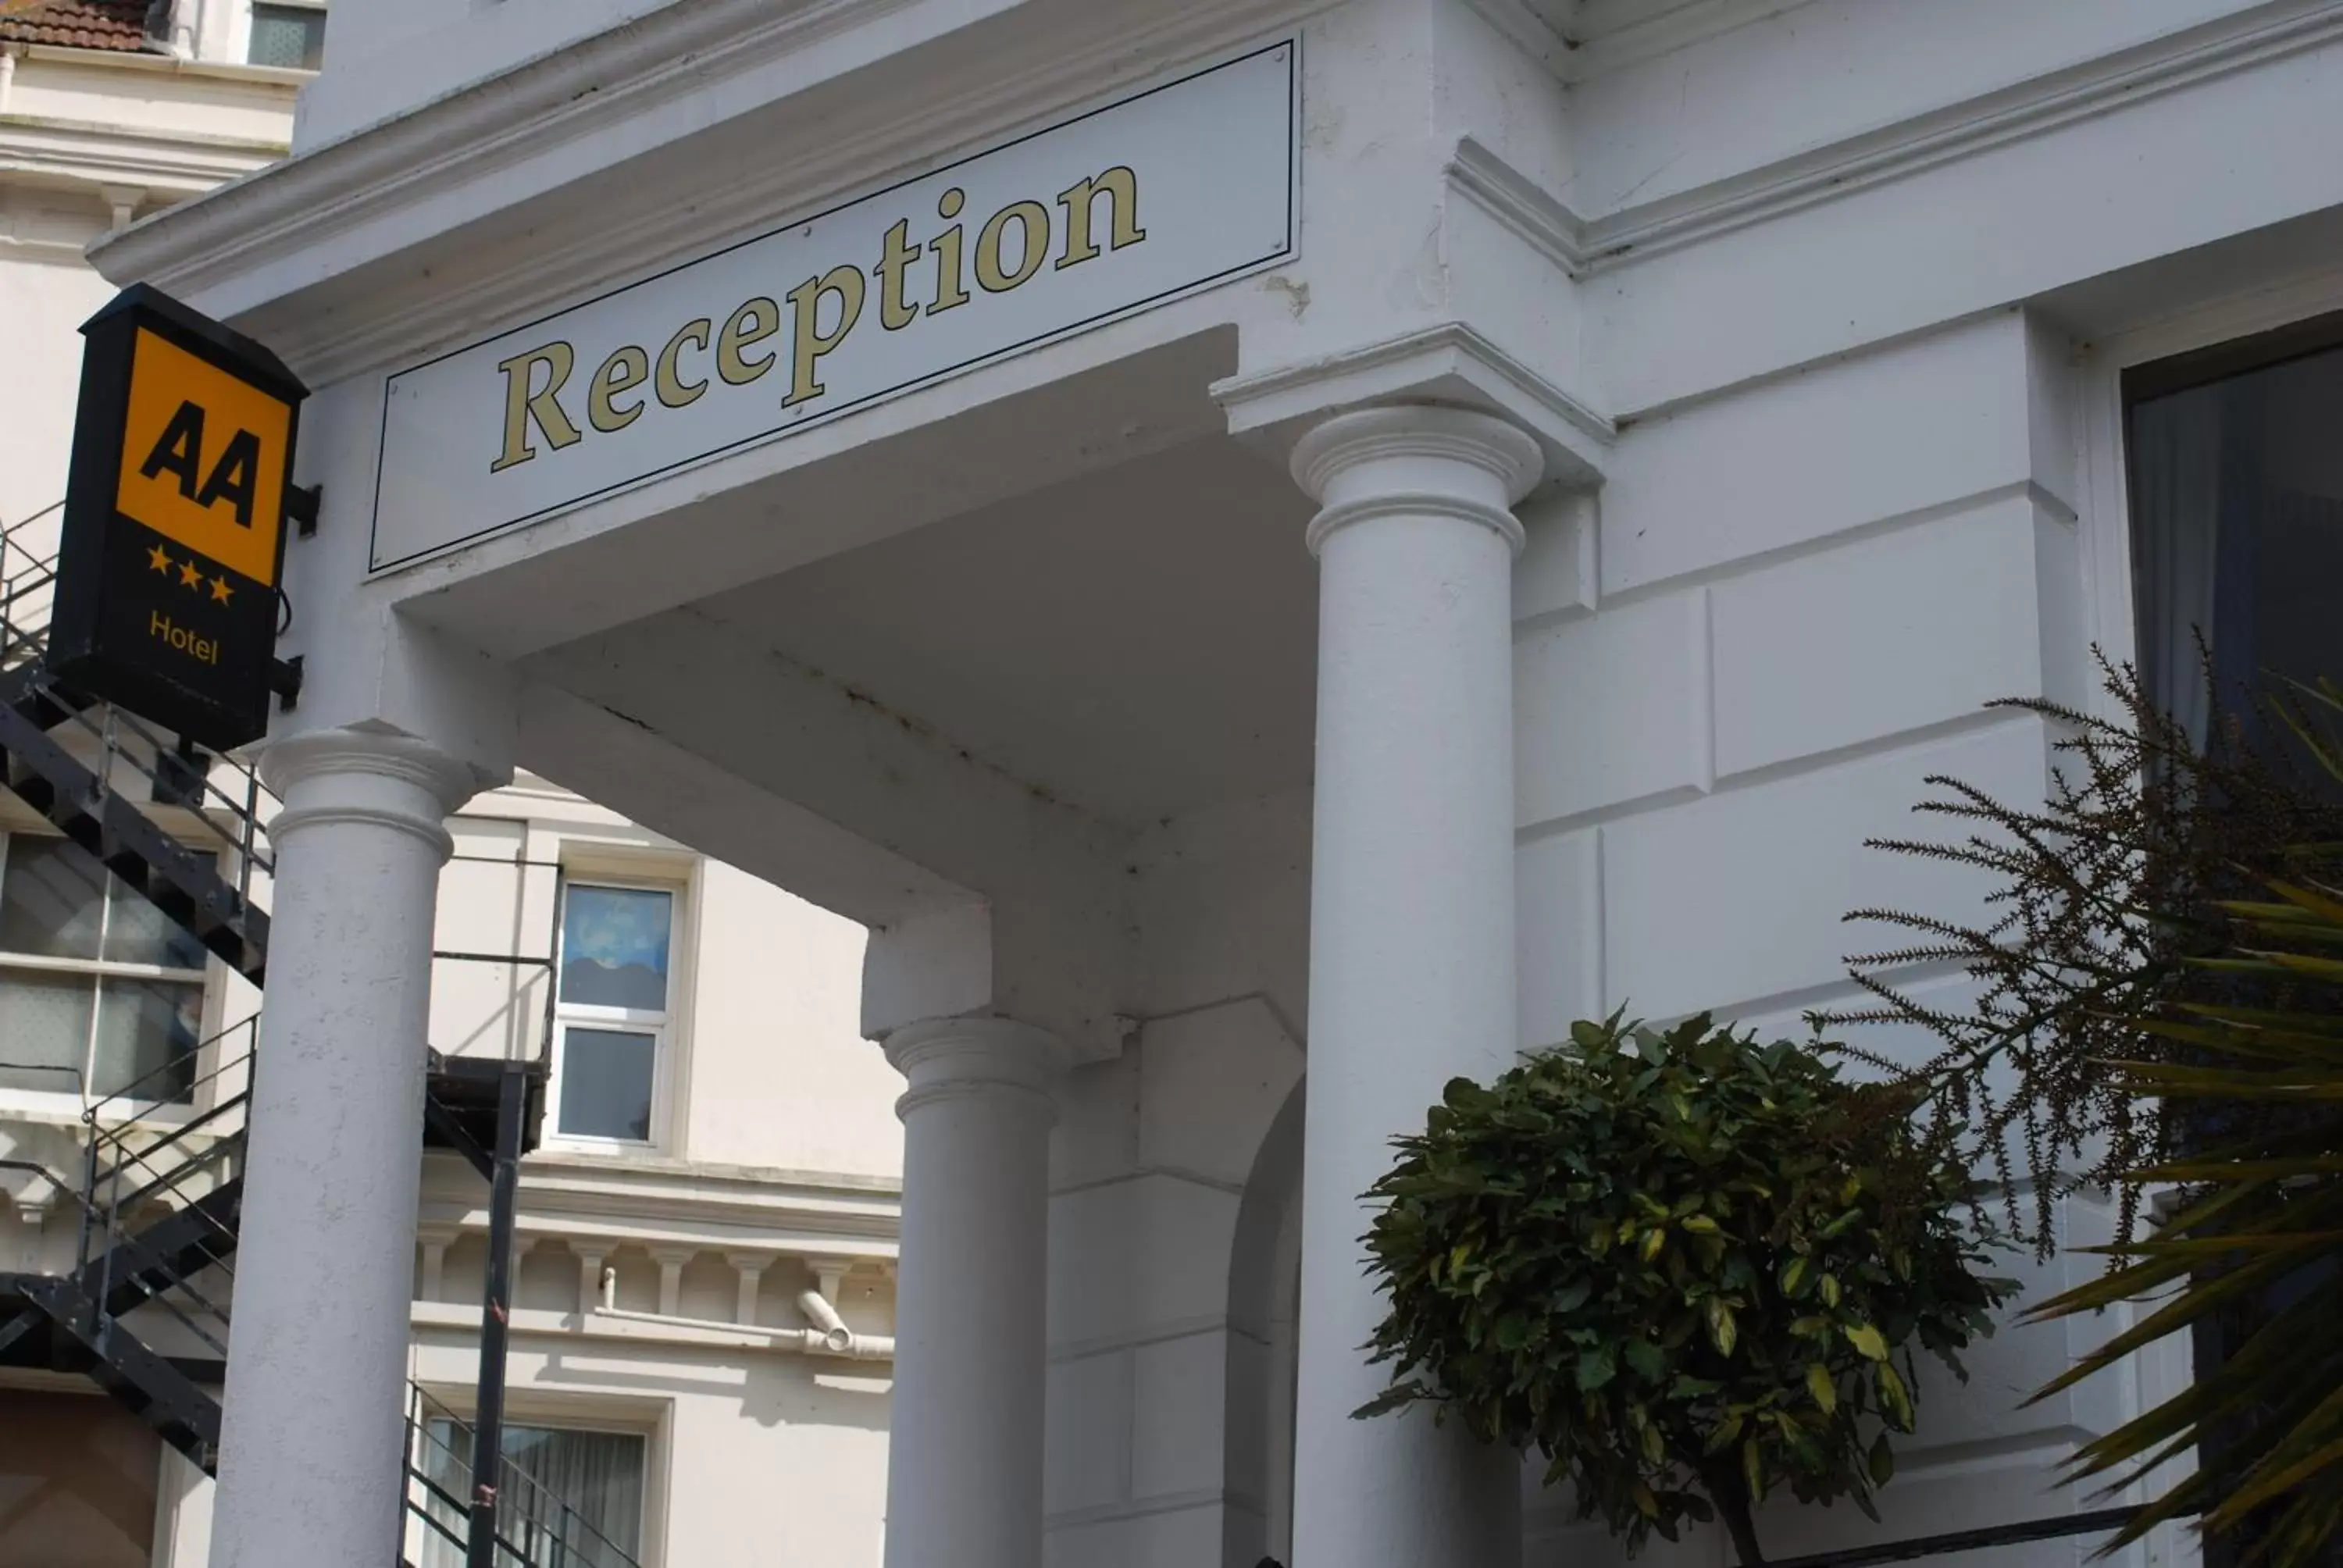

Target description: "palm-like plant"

left=2024, top=682, right=2343, bottom=1566
left=2029, top=868, right=2343, bottom=1566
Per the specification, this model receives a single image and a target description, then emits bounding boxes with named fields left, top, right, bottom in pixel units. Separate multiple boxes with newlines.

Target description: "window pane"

left=415, top=1420, right=644, bottom=1568
left=102, top=856, right=212, bottom=971
left=501, top=1425, right=645, bottom=1567
left=557, top=1028, right=654, bottom=1141
left=91, top=978, right=201, bottom=1103
left=415, top=1420, right=469, bottom=1568
left=558, top=887, right=672, bottom=1010
left=0, top=971, right=93, bottom=1094
left=2130, top=341, right=2343, bottom=750
left=0, top=837, right=106, bottom=961
left=247, top=5, right=326, bottom=69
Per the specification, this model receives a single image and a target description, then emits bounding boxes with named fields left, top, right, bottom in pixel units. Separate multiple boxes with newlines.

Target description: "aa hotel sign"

left=371, top=41, right=1300, bottom=571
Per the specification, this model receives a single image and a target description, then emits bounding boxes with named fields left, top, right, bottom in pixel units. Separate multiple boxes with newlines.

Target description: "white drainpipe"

left=591, top=1265, right=895, bottom=1362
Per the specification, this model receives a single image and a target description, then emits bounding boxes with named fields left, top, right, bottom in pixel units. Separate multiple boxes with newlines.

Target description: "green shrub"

left=1357, top=1015, right=2017, bottom=1566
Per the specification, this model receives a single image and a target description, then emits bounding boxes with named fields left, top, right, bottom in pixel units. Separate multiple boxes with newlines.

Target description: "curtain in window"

left=2128, top=384, right=2231, bottom=750
left=418, top=1421, right=644, bottom=1568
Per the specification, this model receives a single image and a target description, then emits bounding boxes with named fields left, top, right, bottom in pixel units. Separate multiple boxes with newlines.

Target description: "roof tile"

left=0, top=1, right=159, bottom=54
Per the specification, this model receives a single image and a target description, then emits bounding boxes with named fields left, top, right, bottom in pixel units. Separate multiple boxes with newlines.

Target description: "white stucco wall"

left=66, top=0, right=2343, bottom=1564
left=0, top=256, right=113, bottom=543
left=0, top=29, right=905, bottom=1565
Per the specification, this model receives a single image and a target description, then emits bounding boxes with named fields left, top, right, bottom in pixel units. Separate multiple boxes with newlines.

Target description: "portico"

left=85, top=5, right=1599, bottom=1562
left=80, top=0, right=2343, bottom=1563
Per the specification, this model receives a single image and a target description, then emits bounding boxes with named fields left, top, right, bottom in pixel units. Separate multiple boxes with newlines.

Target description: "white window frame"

left=0, top=828, right=214, bottom=1118
left=238, top=0, right=329, bottom=72
left=2074, top=267, right=2343, bottom=712
left=544, top=872, right=684, bottom=1153
left=405, top=1385, right=669, bottom=1568
left=2065, top=265, right=2343, bottom=1568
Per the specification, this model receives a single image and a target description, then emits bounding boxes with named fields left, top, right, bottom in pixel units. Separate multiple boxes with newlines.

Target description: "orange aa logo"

left=116, top=327, right=291, bottom=589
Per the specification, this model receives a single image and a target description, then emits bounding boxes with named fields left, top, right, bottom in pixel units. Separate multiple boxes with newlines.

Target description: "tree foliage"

left=2030, top=868, right=2343, bottom=1567
left=1357, top=1016, right=2017, bottom=1565
left=2021, top=680, right=2343, bottom=1568
left=1814, top=656, right=2343, bottom=1254
left=1822, top=664, right=2343, bottom=1566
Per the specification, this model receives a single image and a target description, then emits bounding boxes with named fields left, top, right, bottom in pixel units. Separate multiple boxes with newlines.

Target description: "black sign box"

left=52, top=285, right=306, bottom=750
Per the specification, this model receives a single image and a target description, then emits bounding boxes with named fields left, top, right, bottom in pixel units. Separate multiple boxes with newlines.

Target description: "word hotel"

left=492, top=166, right=1148, bottom=475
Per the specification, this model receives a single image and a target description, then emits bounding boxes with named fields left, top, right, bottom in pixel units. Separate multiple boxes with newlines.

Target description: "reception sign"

left=370, top=40, right=1300, bottom=572
left=52, top=285, right=305, bottom=749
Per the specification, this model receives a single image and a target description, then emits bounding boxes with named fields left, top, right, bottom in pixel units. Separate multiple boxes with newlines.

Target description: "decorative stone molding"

left=725, top=1253, right=769, bottom=1325
left=87, top=0, right=1336, bottom=381
left=1458, top=0, right=2343, bottom=273
left=259, top=726, right=488, bottom=858
left=882, top=1015, right=1069, bottom=1123
left=1216, top=322, right=1610, bottom=486
left=1290, top=407, right=1546, bottom=559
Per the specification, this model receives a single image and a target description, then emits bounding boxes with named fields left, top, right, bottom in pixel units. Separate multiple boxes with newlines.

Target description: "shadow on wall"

left=1225, top=1081, right=1304, bottom=1568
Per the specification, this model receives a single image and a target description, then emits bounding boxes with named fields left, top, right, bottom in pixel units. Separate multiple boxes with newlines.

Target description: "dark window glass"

left=0, top=836, right=106, bottom=960
left=558, top=886, right=672, bottom=1011
left=419, top=1420, right=644, bottom=1568
left=2128, top=340, right=2343, bottom=745
left=0, top=972, right=96, bottom=1095
left=2126, top=326, right=2343, bottom=1568
left=0, top=838, right=207, bottom=1103
left=248, top=5, right=326, bottom=70
left=556, top=1028, right=654, bottom=1142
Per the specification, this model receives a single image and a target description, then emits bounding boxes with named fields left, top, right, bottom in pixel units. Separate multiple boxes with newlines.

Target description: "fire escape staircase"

left=0, top=516, right=623, bottom=1566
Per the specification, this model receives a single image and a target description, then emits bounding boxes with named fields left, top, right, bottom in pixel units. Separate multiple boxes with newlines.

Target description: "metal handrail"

left=72, top=1017, right=259, bottom=1363
left=17, top=661, right=277, bottom=903
left=405, top=1381, right=644, bottom=1568
left=0, top=519, right=280, bottom=915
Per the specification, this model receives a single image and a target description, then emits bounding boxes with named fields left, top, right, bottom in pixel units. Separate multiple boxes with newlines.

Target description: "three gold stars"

left=146, top=543, right=233, bottom=604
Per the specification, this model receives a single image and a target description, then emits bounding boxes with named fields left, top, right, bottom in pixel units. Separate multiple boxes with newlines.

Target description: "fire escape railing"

left=0, top=504, right=632, bottom=1568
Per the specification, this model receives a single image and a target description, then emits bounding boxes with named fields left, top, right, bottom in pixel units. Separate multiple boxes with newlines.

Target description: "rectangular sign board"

left=52, top=285, right=305, bottom=750
left=370, top=40, right=1300, bottom=572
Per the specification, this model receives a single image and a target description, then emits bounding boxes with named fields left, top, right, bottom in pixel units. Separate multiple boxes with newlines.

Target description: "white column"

left=880, top=1017, right=1064, bottom=1568
left=212, top=729, right=480, bottom=1568
left=1287, top=405, right=1543, bottom=1568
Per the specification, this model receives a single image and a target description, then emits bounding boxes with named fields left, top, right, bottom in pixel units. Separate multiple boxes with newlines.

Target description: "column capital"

left=259, top=726, right=487, bottom=858
left=882, top=1015, right=1068, bottom=1120
left=1290, top=404, right=1545, bottom=559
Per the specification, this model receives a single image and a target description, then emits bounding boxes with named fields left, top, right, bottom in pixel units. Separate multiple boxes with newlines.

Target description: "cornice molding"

left=1464, top=0, right=1815, bottom=84
left=1453, top=0, right=2343, bottom=277
left=1215, top=319, right=1614, bottom=484
left=1582, top=0, right=2343, bottom=271
left=420, top=1149, right=903, bottom=1252
left=18, top=42, right=310, bottom=91
left=1443, top=134, right=1588, bottom=276
left=0, top=115, right=284, bottom=194
left=87, top=0, right=1328, bottom=383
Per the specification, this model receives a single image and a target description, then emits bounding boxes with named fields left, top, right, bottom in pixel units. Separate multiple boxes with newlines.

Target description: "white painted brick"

left=1129, top=1330, right=1229, bottom=1498
left=1710, top=495, right=2053, bottom=778
left=1129, top=1503, right=1226, bottom=1567
left=1047, top=1352, right=1130, bottom=1516
left=1053, top=1051, right=1140, bottom=1192
left=1515, top=829, right=1601, bottom=1051
left=1044, top=1516, right=1132, bottom=1568
left=1137, top=1002, right=1302, bottom=1189
left=1600, top=315, right=2037, bottom=595
left=1513, top=488, right=1597, bottom=624
left=1516, top=588, right=1709, bottom=829
left=1601, top=717, right=2049, bottom=1021
left=1049, top=1175, right=1239, bottom=1348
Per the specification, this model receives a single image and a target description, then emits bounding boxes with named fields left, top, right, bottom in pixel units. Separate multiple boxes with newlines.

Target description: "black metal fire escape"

left=0, top=514, right=629, bottom=1566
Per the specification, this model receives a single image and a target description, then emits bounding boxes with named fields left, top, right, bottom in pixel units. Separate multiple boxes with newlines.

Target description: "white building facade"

left=68, top=0, right=2343, bottom=1566
left=1, top=9, right=906, bottom=1564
